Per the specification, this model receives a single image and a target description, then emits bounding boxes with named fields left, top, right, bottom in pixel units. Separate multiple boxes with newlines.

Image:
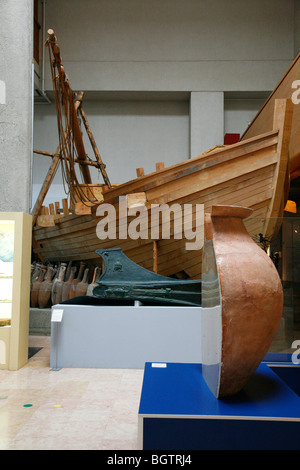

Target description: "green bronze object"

left=93, top=248, right=201, bottom=306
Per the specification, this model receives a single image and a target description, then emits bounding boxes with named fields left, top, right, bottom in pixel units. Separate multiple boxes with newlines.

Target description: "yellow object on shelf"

left=284, top=200, right=297, bottom=213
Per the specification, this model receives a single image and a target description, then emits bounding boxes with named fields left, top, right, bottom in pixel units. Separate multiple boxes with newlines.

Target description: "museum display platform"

left=138, top=358, right=300, bottom=450
left=50, top=302, right=202, bottom=369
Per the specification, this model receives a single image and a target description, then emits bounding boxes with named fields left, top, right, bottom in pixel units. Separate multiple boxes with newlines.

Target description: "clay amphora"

left=38, top=266, right=55, bottom=309
left=69, top=262, right=85, bottom=299
left=75, top=268, right=90, bottom=297
left=31, top=264, right=35, bottom=279
left=202, top=205, right=283, bottom=398
left=61, top=266, right=77, bottom=302
left=31, top=263, right=45, bottom=288
left=64, top=261, right=73, bottom=282
left=86, top=266, right=101, bottom=296
left=51, top=265, right=66, bottom=305
left=31, top=267, right=46, bottom=308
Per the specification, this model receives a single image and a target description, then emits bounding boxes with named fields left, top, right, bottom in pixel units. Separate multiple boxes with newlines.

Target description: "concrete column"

left=0, top=0, right=33, bottom=213
left=190, top=92, right=224, bottom=158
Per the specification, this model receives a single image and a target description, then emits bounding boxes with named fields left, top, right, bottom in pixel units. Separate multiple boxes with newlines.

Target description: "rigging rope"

left=47, top=40, right=98, bottom=206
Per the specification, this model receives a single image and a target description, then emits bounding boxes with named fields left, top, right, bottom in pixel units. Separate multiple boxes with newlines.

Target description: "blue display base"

left=138, top=359, right=300, bottom=450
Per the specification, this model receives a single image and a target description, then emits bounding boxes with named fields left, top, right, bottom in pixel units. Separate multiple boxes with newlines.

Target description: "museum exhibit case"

left=0, top=213, right=32, bottom=370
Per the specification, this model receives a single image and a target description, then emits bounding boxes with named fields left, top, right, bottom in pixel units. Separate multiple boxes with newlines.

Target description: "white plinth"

left=50, top=303, right=202, bottom=369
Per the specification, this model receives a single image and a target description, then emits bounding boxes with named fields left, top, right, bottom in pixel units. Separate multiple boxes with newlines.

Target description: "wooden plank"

left=62, top=198, right=69, bottom=216
left=55, top=201, right=60, bottom=214
left=78, top=103, right=111, bottom=188
left=126, top=192, right=147, bottom=209
left=74, top=202, right=92, bottom=215
left=156, top=162, right=165, bottom=171
left=136, top=168, right=145, bottom=177
left=49, top=203, right=55, bottom=215
left=37, top=214, right=64, bottom=227
left=263, top=99, right=293, bottom=238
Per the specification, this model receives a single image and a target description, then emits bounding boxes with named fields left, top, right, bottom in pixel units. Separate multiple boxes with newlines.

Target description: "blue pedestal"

left=138, top=359, right=300, bottom=450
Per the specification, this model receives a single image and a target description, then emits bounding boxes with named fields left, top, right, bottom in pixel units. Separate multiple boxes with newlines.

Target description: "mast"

left=32, top=29, right=111, bottom=227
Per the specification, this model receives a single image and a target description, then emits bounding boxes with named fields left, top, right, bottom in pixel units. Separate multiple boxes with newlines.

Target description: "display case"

left=0, top=212, right=32, bottom=370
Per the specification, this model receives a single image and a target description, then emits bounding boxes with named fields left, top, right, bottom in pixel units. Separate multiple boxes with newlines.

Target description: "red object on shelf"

left=224, top=133, right=240, bottom=145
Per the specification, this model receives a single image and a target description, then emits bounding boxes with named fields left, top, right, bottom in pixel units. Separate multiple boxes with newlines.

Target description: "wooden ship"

left=241, top=51, right=300, bottom=180
left=32, top=30, right=294, bottom=284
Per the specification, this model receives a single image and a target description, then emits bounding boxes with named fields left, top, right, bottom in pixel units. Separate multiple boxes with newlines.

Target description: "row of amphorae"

left=30, top=261, right=101, bottom=309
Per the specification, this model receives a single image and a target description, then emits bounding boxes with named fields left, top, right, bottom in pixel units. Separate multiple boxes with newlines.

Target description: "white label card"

left=151, top=363, right=167, bottom=368
left=51, top=309, right=64, bottom=322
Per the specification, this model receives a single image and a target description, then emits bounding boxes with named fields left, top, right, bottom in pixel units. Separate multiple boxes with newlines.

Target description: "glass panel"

left=0, top=220, right=14, bottom=322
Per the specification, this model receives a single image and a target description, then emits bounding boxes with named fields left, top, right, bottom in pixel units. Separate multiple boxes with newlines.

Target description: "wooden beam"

left=156, top=162, right=165, bottom=171
left=62, top=198, right=69, bottom=216
left=33, top=148, right=101, bottom=168
left=263, top=98, right=294, bottom=238
left=72, top=93, right=92, bottom=184
left=37, top=214, right=64, bottom=227
left=74, top=201, right=93, bottom=215
left=136, top=168, right=144, bottom=177
left=126, top=192, right=147, bottom=209
left=47, top=29, right=92, bottom=185
left=78, top=102, right=111, bottom=188
left=31, top=150, right=61, bottom=227
left=55, top=201, right=60, bottom=214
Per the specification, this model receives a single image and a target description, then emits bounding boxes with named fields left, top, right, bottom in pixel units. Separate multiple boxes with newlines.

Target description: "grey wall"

left=0, top=0, right=33, bottom=213
left=33, top=0, right=299, bottom=208
left=42, top=0, right=295, bottom=92
left=224, top=98, right=266, bottom=136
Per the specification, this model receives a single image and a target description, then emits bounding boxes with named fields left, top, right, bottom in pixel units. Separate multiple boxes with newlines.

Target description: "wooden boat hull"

left=241, top=52, right=300, bottom=180
left=32, top=99, right=293, bottom=280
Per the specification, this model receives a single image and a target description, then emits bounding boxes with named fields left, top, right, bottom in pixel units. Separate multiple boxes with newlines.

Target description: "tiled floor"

left=0, top=329, right=299, bottom=451
left=0, top=335, right=144, bottom=450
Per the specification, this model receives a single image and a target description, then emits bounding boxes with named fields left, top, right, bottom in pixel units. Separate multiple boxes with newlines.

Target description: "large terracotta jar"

left=38, top=265, right=55, bottom=308
left=87, top=266, right=101, bottom=296
left=201, top=205, right=283, bottom=398
left=69, top=262, right=86, bottom=299
left=61, top=266, right=77, bottom=302
left=51, top=264, right=66, bottom=305
left=31, top=263, right=45, bottom=290
left=30, top=267, right=46, bottom=308
left=75, top=268, right=90, bottom=297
